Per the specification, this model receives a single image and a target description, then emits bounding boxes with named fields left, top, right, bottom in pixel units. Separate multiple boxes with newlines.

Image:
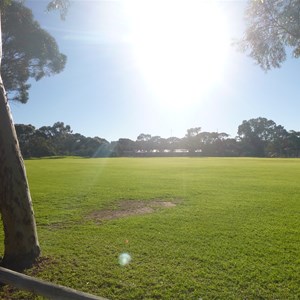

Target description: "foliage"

left=47, top=0, right=70, bottom=20
left=0, top=157, right=299, bottom=299
left=238, top=117, right=283, bottom=156
left=15, top=117, right=300, bottom=158
left=184, top=127, right=202, bottom=153
left=2, top=1, right=66, bottom=103
left=15, top=122, right=109, bottom=158
left=238, top=0, right=300, bottom=70
left=0, top=0, right=11, bottom=10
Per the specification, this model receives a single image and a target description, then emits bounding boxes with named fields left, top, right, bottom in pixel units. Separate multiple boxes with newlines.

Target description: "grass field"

left=0, top=157, right=299, bottom=299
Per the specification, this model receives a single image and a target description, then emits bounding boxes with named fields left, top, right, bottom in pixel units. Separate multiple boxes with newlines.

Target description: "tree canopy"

left=15, top=117, right=300, bottom=158
left=2, top=1, right=67, bottom=103
left=47, top=0, right=70, bottom=20
left=238, top=0, right=300, bottom=70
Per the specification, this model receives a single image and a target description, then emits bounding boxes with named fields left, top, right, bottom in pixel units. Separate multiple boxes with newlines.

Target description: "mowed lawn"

left=0, top=157, right=299, bottom=299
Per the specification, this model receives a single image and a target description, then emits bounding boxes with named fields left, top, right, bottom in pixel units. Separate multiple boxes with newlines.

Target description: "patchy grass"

left=87, top=199, right=178, bottom=222
left=0, top=157, right=299, bottom=299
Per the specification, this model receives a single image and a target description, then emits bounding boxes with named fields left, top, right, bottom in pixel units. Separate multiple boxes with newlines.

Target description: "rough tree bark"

left=0, top=9, right=40, bottom=271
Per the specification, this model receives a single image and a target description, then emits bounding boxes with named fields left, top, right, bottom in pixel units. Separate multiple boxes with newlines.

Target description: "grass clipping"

left=88, top=200, right=177, bottom=222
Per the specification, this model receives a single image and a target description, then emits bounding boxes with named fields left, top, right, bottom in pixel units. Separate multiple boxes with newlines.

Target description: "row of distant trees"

left=15, top=117, right=300, bottom=158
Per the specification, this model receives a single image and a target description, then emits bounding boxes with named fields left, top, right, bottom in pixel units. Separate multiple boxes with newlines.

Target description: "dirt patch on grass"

left=28, top=256, right=60, bottom=277
left=88, top=199, right=178, bottom=222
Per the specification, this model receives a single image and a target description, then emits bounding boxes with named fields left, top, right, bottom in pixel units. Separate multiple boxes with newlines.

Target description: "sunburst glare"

left=123, top=0, right=230, bottom=111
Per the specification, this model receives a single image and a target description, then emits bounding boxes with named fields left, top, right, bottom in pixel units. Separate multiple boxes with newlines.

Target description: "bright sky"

left=10, top=0, right=300, bottom=142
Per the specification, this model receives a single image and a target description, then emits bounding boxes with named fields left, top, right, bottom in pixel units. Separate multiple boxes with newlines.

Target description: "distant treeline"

left=15, top=117, right=300, bottom=158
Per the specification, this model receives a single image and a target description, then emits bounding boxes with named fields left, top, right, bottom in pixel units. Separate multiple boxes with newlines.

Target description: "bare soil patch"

left=88, top=199, right=178, bottom=222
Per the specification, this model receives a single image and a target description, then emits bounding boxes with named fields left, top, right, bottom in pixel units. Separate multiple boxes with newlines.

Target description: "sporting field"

left=0, top=157, right=299, bottom=299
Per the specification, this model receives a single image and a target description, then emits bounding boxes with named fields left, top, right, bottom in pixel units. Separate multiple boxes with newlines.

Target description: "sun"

left=122, top=0, right=230, bottom=110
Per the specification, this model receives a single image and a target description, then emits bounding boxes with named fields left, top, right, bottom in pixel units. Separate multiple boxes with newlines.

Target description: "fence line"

left=0, top=267, right=108, bottom=300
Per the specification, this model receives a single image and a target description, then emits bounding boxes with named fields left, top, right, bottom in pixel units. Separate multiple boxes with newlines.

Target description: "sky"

left=10, top=0, right=300, bottom=142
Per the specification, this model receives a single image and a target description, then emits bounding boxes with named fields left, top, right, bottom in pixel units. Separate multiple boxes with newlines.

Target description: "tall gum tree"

left=0, top=0, right=68, bottom=271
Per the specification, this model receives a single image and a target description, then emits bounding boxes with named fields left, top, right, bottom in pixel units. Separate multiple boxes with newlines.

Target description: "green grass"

left=0, top=157, right=299, bottom=299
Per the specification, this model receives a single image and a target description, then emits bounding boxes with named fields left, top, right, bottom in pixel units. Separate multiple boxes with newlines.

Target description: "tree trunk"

left=0, top=8, right=40, bottom=271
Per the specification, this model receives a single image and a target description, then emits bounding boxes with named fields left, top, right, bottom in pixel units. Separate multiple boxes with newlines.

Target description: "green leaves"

left=238, top=0, right=300, bottom=70
left=47, top=0, right=70, bottom=20
left=0, top=0, right=12, bottom=10
left=2, top=1, right=67, bottom=103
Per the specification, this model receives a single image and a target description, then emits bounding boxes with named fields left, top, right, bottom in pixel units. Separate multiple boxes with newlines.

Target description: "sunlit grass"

left=0, top=157, right=299, bottom=299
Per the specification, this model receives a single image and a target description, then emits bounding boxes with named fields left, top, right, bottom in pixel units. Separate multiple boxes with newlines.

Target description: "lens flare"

left=118, top=253, right=132, bottom=266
